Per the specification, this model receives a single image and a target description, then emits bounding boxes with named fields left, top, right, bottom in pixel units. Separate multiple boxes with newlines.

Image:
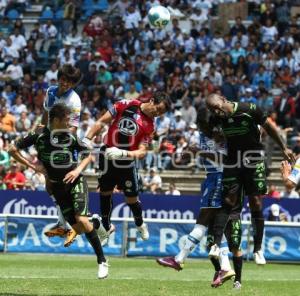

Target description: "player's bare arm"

left=263, top=118, right=295, bottom=164
left=8, top=144, right=46, bottom=175
left=63, top=154, right=92, bottom=184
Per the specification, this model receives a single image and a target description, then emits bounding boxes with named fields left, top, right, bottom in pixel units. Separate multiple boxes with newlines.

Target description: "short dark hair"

left=153, top=91, right=172, bottom=111
left=57, top=64, right=82, bottom=84
left=49, top=103, right=71, bottom=124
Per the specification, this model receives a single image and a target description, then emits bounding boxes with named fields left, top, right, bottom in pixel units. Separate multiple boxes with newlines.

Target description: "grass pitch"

left=0, top=254, right=299, bottom=296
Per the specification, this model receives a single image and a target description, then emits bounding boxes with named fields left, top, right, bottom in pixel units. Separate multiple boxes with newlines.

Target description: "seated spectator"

left=124, top=83, right=140, bottom=101
left=240, top=88, right=257, bottom=104
left=0, top=57, right=23, bottom=84
left=280, top=184, right=300, bottom=199
left=10, top=96, right=27, bottom=119
left=3, top=162, right=26, bottom=190
left=143, top=167, right=162, bottom=194
left=15, top=111, right=31, bottom=135
left=97, top=65, right=112, bottom=86
left=0, top=106, right=16, bottom=135
left=31, top=171, right=46, bottom=191
left=0, top=141, right=10, bottom=168
left=267, top=184, right=281, bottom=199
left=165, top=182, right=181, bottom=196
left=9, top=28, right=26, bottom=51
left=65, top=28, right=81, bottom=48
left=170, top=110, right=186, bottom=134
left=180, top=99, right=197, bottom=125
left=44, top=63, right=58, bottom=84
left=39, top=20, right=58, bottom=52
left=155, top=114, right=170, bottom=140
left=157, top=137, right=175, bottom=170
left=265, top=204, right=288, bottom=222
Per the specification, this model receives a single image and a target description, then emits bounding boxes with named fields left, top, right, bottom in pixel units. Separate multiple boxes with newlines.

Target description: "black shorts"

left=98, top=159, right=139, bottom=197
left=206, top=217, right=242, bottom=252
left=223, top=159, right=267, bottom=198
left=51, top=175, right=89, bottom=225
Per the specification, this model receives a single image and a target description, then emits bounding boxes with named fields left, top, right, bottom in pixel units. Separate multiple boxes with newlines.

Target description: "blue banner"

left=0, top=216, right=123, bottom=256
left=1, top=216, right=299, bottom=261
left=0, top=190, right=300, bottom=222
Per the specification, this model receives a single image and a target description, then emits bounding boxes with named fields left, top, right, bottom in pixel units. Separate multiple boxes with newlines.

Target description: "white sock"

left=220, top=234, right=231, bottom=271
left=175, top=224, right=206, bottom=263
left=56, top=205, right=67, bottom=229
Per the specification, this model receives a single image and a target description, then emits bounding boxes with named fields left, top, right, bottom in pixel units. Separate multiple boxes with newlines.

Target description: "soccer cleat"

left=208, top=244, right=220, bottom=259
left=156, top=257, right=183, bottom=271
left=211, top=269, right=236, bottom=288
left=233, top=281, right=242, bottom=290
left=44, top=223, right=68, bottom=237
left=96, top=223, right=116, bottom=246
left=64, top=229, right=78, bottom=247
left=137, top=223, right=149, bottom=240
left=253, top=250, right=266, bottom=265
left=98, top=261, right=109, bottom=279
left=211, top=271, right=222, bottom=288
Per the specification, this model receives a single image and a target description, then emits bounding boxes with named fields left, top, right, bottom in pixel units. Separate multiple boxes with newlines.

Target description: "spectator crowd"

left=1, top=0, right=300, bottom=196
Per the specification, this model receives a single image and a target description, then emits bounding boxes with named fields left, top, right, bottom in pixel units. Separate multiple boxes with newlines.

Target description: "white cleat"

left=253, top=250, right=266, bottom=265
left=97, top=223, right=115, bottom=246
left=137, top=223, right=149, bottom=240
left=98, top=261, right=109, bottom=279
left=233, top=281, right=242, bottom=290
left=208, top=244, right=220, bottom=259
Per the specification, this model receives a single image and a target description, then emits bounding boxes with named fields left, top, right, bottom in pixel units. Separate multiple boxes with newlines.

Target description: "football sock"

left=210, top=257, right=221, bottom=271
left=251, top=210, right=264, bottom=253
left=233, top=256, right=243, bottom=283
left=100, top=193, right=113, bottom=231
left=85, top=228, right=106, bottom=264
left=175, top=224, right=206, bottom=263
left=56, top=204, right=67, bottom=229
left=220, top=235, right=231, bottom=271
left=127, top=201, right=143, bottom=227
left=213, top=208, right=230, bottom=246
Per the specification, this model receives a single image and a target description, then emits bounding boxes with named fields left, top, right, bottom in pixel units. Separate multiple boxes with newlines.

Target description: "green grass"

left=0, top=254, right=299, bottom=296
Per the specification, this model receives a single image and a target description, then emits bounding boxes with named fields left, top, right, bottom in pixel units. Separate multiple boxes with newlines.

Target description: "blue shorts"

left=199, top=172, right=222, bottom=208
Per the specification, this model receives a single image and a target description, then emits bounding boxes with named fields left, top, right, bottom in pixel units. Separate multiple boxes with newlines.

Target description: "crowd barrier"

left=0, top=214, right=299, bottom=262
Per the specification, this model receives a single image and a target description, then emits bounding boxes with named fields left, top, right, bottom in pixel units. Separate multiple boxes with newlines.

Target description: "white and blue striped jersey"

left=198, top=131, right=226, bottom=174
left=43, top=86, right=81, bottom=128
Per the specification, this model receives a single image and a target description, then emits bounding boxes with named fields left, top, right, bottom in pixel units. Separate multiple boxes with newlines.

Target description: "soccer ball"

left=148, top=6, right=171, bottom=29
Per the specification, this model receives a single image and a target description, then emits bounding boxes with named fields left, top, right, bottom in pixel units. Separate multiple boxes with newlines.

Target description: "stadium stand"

left=1, top=0, right=300, bottom=196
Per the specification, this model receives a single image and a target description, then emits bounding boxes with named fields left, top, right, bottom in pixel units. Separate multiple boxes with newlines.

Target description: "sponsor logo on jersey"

left=118, top=117, right=139, bottom=136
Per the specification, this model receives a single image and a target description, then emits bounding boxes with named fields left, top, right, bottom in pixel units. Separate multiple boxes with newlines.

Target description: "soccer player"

left=206, top=93, right=295, bottom=264
left=156, top=115, right=236, bottom=287
left=82, top=91, right=171, bottom=245
left=9, top=103, right=108, bottom=279
left=41, top=64, right=82, bottom=238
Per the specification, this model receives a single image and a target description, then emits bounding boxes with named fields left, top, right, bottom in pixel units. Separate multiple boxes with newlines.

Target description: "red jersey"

left=4, top=171, right=26, bottom=190
left=105, top=100, right=154, bottom=150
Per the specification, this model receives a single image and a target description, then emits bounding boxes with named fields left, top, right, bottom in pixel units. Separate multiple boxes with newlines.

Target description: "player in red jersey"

left=83, top=91, right=171, bottom=244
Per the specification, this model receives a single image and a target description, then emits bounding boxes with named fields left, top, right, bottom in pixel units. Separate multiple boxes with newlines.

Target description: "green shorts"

left=51, top=175, right=89, bottom=225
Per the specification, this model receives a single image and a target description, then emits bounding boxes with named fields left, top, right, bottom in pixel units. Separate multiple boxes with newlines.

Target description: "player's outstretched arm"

left=63, top=154, right=92, bottom=184
left=263, top=118, right=296, bottom=164
left=8, top=144, right=44, bottom=174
